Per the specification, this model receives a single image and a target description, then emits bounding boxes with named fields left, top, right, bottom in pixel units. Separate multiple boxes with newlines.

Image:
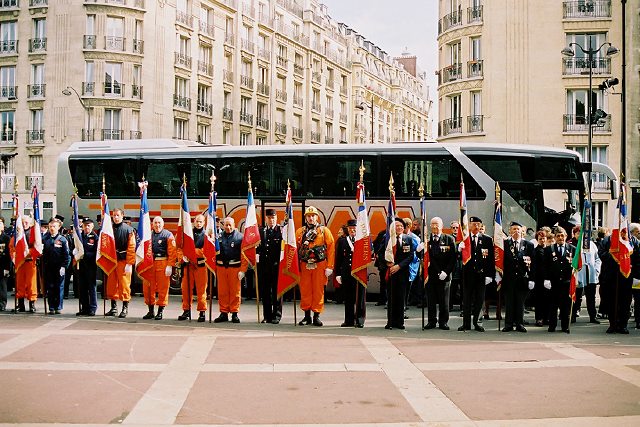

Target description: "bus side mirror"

left=610, top=180, right=618, bottom=200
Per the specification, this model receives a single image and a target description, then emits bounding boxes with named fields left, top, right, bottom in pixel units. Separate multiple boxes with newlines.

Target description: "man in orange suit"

left=10, top=215, right=40, bottom=313
left=214, top=217, right=248, bottom=323
left=106, top=208, right=136, bottom=318
left=178, top=214, right=208, bottom=322
left=142, top=216, right=177, bottom=320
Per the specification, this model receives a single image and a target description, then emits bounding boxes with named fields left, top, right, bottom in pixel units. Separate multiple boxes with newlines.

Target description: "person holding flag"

left=42, top=216, right=71, bottom=314
left=240, top=175, right=261, bottom=321
left=76, top=218, right=98, bottom=316
left=106, top=208, right=136, bottom=318
left=276, top=183, right=300, bottom=318
left=423, top=217, right=456, bottom=331
left=336, top=219, right=361, bottom=327
left=214, top=217, right=247, bottom=323
left=143, top=216, right=177, bottom=320
left=350, top=173, right=372, bottom=328
left=544, top=226, right=575, bottom=333
left=178, top=214, right=208, bottom=322
left=10, top=210, right=40, bottom=313
left=257, top=208, right=283, bottom=324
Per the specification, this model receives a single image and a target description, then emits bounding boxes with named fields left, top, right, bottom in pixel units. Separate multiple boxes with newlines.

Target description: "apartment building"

left=436, top=0, right=626, bottom=225
left=0, top=0, right=430, bottom=216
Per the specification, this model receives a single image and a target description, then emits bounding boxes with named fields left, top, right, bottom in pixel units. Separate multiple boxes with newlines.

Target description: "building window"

left=174, top=118, right=188, bottom=140
left=256, top=136, right=266, bottom=146
left=592, top=201, right=606, bottom=228
left=223, top=128, right=230, bottom=145
left=0, top=66, right=15, bottom=99
left=568, top=145, right=609, bottom=190
left=103, top=109, right=121, bottom=140
left=0, top=21, right=17, bottom=54
left=239, top=132, right=250, bottom=146
left=30, top=64, right=45, bottom=97
left=197, top=123, right=209, bottom=144
left=30, top=155, right=43, bottom=175
left=104, top=62, right=122, bottom=96
left=105, top=17, right=125, bottom=51
left=43, top=201, right=53, bottom=221
left=565, top=89, right=606, bottom=131
left=0, top=111, right=14, bottom=142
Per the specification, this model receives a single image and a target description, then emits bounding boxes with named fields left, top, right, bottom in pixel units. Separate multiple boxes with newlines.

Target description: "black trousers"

left=426, top=277, right=450, bottom=325
left=608, top=276, right=633, bottom=330
left=548, top=280, right=571, bottom=331
left=388, top=271, right=407, bottom=328
left=573, top=283, right=597, bottom=320
left=343, top=276, right=366, bottom=325
left=377, top=268, right=388, bottom=305
left=462, top=273, right=485, bottom=328
left=77, top=261, right=98, bottom=314
left=258, top=263, right=281, bottom=322
left=534, top=281, right=550, bottom=322
left=503, top=279, right=528, bottom=328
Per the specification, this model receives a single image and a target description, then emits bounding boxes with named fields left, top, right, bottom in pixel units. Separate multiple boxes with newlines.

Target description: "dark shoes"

left=341, top=321, right=354, bottom=327
left=118, top=302, right=128, bottom=318
left=28, top=301, right=37, bottom=313
left=299, top=310, right=312, bottom=326
left=589, top=318, right=601, bottom=324
left=618, top=328, right=629, bottom=334
left=562, top=329, right=570, bottom=334
left=423, top=322, right=437, bottom=330
left=197, top=312, right=206, bottom=322
left=355, top=322, right=364, bottom=328
left=105, top=300, right=118, bottom=316
left=178, top=310, right=191, bottom=321
left=535, top=320, right=544, bottom=327
left=606, top=327, right=616, bottom=334
left=516, top=325, right=527, bottom=333
left=474, top=325, right=485, bottom=332
left=458, top=326, right=468, bottom=331
left=142, top=306, right=155, bottom=320
left=312, top=313, right=323, bottom=327
left=214, top=313, right=229, bottom=323
left=272, top=318, right=280, bottom=324
left=154, top=306, right=164, bottom=320
left=231, top=313, right=240, bottom=323
left=439, top=324, right=450, bottom=330
left=548, top=327, right=556, bottom=332
left=502, top=326, right=514, bottom=332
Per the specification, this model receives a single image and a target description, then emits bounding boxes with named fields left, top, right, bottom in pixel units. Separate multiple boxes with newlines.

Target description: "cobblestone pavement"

left=1, top=296, right=639, bottom=426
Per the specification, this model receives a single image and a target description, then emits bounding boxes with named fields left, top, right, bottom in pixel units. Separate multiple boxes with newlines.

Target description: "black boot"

left=214, top=312, right=229, bottom=323
left=178, top=310, right=191, bottom=321
left=154, top=306, right=164, bottom=320
left=298, top=310, right=312, bottom=325
left=105, top=300, right=117, bottom=316
left=142, top=305, right=155, bottom=319
left=197, top=311, right=206, bottom=322
left=16, top=298, right=25, bottom=312
left=231, top=313, right=240, bottom=323
left=312, top=312, right=323, bottom=327
left=118, top=301, right=128, bottom=318
left=28, top=300, right=36, bottom=313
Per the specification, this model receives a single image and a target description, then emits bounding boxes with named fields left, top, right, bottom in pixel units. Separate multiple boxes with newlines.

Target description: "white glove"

left=72, top=248, right=78, bottom=256
left=484, top=276, right=492, bottom=285
left=459, top=241, right=465, bottom=251
left=543, top=280, right=551, bottom=290
left=438, top=271, right=447, bottom=281
left=124, top=264, right=132, bottom=274
left=528, top=281, right=535, bottom=290
left=336, top=276, right=342, bottom=284
left=495, top=272, right=502, bottom=283
left=59, top=267, right=65, bottom=277
left=255, top=254, right=260, bottom=263
left=632, top=278, right=640, bottom=287
left=183, top=255, right=189, bottom=263
left=3, top=270, right=8, bottom=277
left=164, top=266, right=172, bottom=277
left=238, top=271, right=245, bottom=280
left=325, top=268, right=333, bottom=278
left=416, top=242, right=425, bottom=252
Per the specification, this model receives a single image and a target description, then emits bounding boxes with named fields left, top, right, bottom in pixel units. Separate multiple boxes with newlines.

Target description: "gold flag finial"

left=287, top=179, right=291, bottom=190
left=102, top=174, right=105, bottom=193
left=418, top=182, right=424, bottom=199
left=388, top=172, right=394, bottom=193
left=358, top=160, right=365, bottom=183
left=183, top=173, right=187, bottom=186
left=495, top=182, right=501, bottom=200
left=210, top=168, right=216, bottom=191
left=248, top=171, right=252, bottom=191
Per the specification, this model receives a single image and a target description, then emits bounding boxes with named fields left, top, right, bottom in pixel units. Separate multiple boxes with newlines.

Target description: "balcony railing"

left=82, top=129, right=94, bottom=141
left=82, top=82, right=94, bottom=95
left=174, top=52, right=192, bottom=68
left=29, top=38, right=47, bottom=53
left=326, top=78, right=334, bottom=90
left=275, top=89, right=287, bottom=102
left=131, top=84, right=142, bottom=99
left=311, top=101, right=321, bottom=112
left=103, top=82, right=123, bottom=96
left=325, top=136, right=334, bottom=144
left=199, top=22, right=215, bottom=38
left=133, top=39, right=144, bottom=54
left=257, top=82, right=269, bottom=96
left=0, top=40, right=17, bottom=54
left=339, top=113, right=347, bottom=123
left=292, top=127, right=303, bottom=139
left=83, top=35, right=96, bottom=49
left=293, top=96, right=303, bottom=108
left=256, top=116, right=269, bottom=129
left=325, top=108, right=334, bottom=118
left=312, top=71, right=322, bottom=84
left=130, top=130, right=142, bottom=139
left=196, top=101, right=213, bottom=116
left=258, top=48, right=270, bottom=60
left=439, top=117, right=462, bottom=137
left=276, top=56, right=288, bottom=68
left=438, top=9, right=462, bottom=34
left=440, top=63, right=462, bottom=84
left=105, top=36, right=125, bottom=51
left=242, top=3, right=255, bottom=18
left=563, top=114, right=611, bottom=132
left=258, top=13, right=273, bottom=27
left=563, top=0, right=611, bottom=19
left=102, top=129, right=124, bottom=140
left=173, top=94, right=191, bottom=110
left=222, top=107, right=233, bottom=121
left=197, top=60, right=213, bottom=76
left=240, top=112, right=253, bottom=125
left=468, top=60, right=483, bottom=78
left=310, top=131, right=320, bottom=143
left=467, top=115, right=483, bottom=133
left=223, top=69, right=234, bottom=83
left=25, top=175, right=44, bottom=191
left=275, top=122, right=286, bottom=134
left=294, top=63, right=304, bottom=76
left=562, top=57, right=611, bottom=75
left=30, top=0, right=48, bottom=6
left=28, top=84, right=46, bottom=98
left=26, top=129, right=45, bottom=144
left=1, top=175, right=15, bottom=191
left=176, top=10, right=194, bottom=27
left=241, top=38, right=255, bottom=54
left=0, top=85, right=17, bottom=100
left=0, top=0, right=18, bottom=8
left=468, top=5, right=483, bottom=23
left=240, top=75, right=254, bottom=89
left=224, top=32, right=235, bottom=46
left=1, top=131, right=16, bottom=144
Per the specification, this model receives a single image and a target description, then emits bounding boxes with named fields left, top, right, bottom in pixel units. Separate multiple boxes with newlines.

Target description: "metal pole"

left=371, top=102, right=374, bottom=144
left=621, top=0, right=627, bottom=183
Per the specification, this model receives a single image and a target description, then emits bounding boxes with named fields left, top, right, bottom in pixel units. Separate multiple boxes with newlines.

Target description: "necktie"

left=559, top=245, right=564, bottom=257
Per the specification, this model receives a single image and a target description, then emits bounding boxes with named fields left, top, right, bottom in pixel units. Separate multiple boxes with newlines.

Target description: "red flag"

left=352, top=182, right=372, bottom=287
left=135, top=181, right=154, bottom=282
left=277, top=187, right=300, bottom=298
left=203, top=190, right=219, bottom=273
left=610, top=183, right=632, bottom=278
left=96, top=193, right=117, bottom=275
left=11, top=194, right=29, bottom=271
left=493, top=185, right=505, bottom=291
left=241, top=186, right=260, bottom=266
left=177, top=183, right=197, bottom=264
left=459, top=179, right=471, bottom=265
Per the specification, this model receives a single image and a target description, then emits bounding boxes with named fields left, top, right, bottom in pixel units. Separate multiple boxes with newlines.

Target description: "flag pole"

left=12, top=180, right=18, bottom=314
left=248, top=172, right=261, bottom=323
left=419, top=182, right=425, bottom=329
left=73, top=190, right=82, bottom=315
left=387, top=172, right=394, bottom=330
left=613, top=177, right=624, bottom=332
left=287, top=179, right=297, bottom=326
left=208, top=170, right=216, bottom=323
left=495, top=182, right=502, bottom=332
left=354, top=161, right=363, bottom=324
left=182, top=174, right=192, bottom=322
left=102, top=175, right=107, bottom=316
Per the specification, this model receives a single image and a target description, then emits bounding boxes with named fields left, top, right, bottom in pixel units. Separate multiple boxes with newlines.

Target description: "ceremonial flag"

left=135, top=180, right=153, bottom=282
left=384, top=187, right=397, bottom=264
left=459, top=178, right=472, bottom=265
left=203, top=190, right=219, bottom=273
left=11, top=194, right=29, bottom=270
left=570, top=202, right=586, bottom=302
left=610, top=183, right=633, bottom=278
left=277, top=186, right=300, bottom=298
left=70, top=193, right=85, bottom=264
left=352, top=181, right=372, bottom=287
left=493, top=184, right=504, bottom=291
left=30, top=186, right=43, bottom=257
left=421, top=193, right=429, bottom=286
left=241, top=184, right=260, bottom=267
left=177, top=183, right=197, bottom=264
left=96, top=192, right=117, bottom=275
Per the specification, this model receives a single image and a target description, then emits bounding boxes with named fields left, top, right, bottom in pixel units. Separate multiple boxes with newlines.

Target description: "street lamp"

left=356, top=101, right=374, bottom=144
left=562, top=40, right=618, bottom=244
left=62, top=86, right=91, bottom=141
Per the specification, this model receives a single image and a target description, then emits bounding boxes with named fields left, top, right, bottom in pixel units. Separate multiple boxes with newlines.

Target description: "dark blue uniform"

left=545, top=242, right=575, bottom=332
left=42, top=232, right=71, bottom=312
left=257, top=224, right=282, bottom=323
left=461, top=233, right=495, bottom=331
left=335, top=234, right=366, bottom=327
left=77, top=230, right=98, bottom=315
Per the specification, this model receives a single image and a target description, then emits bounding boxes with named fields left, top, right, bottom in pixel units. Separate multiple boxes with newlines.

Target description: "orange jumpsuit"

left=296, top=225, right=335, bottom=313
left=10, top=229, right=40, bottom=302
left=144, top=229, right=177, bottom=307
left=106, top=228, right=136, bottom=302
left=216, top=229, right=247, bottom=314
left=177, top=229, right=208, bottom=312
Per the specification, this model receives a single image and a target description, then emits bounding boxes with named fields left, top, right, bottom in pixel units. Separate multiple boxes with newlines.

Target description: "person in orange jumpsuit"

left=177, top=214, right=208, bottom=322
left=214, top=217, right=248, bottom=323
left=296, top=206, right=335, bottom=326
left=105, top=208, right=136, bottom=318
left=10, top=215, right=40, bottom=313
left=142, top=216, right=176, bottom=320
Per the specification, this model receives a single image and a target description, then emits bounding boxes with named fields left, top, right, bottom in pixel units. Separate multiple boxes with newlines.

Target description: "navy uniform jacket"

left=463, top=233, right=495, bottom=278
left=427, top=233, right=456, bottom=277
left=113, top=222, right=135, bottom=260
left=81, top=231, right=99, bottom=266
left=152, top=229, right=173, bottom=258
left=43, top=233, right=71, bottom=271
left=393, top=234, right=415, bottom=272
left=545, top=243, right=575, bottom=283
left=218, top=229, right=243, bottom=267
left=257, top=225, right=282, bottom=267
left=335, top=235, right=355, bottom=278
left=0, top=232, right=10, bottom=272
left=503, top=238, right=536, bottom=286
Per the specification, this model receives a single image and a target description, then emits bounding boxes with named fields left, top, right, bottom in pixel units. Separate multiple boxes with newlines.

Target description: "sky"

left=319, top=0, right=439, bottom=135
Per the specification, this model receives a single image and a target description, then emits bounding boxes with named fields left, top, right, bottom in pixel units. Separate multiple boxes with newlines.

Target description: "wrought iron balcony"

left=468, top=5, right=483, bottom=23
left=240, top=112, right=253, bottom=125
left=311, top=101, right=321, bottom=112
left=176, top=10, right=193, bottom=27
left=275, top=89, right=287, bottom=102
left=1, top=175, right=15, bottom=192
left=0, top=131, right=16, bottom=144
left=563, top=0, right=611, bottom=19
left=28, top=84, right=46, bottom=98
left=439, top=63, right=462, bottom=84
left=29, top=38, right=47, bottom=53
left=467, top=115, right=483, bottom=133
left=82, top=129, right=94, bottom=141
left=326, top=78, right=334, bottom=90
left=103, top=82, right=123, bottom=97
left=0, top=40, right=17, bottom=54
left=30, top=0, right=48, bottom=5
left=102, top=129, right=124, bottom=140
left=0, top=0, right=18, bottom=9
left=0, top=85, right=17, bottom=100
left=105, top=36, right=125, bottom=51
left=174, top=52, right=192, bottom=68
left=325, top=108, right=334, bottom=118
left=130, top=130, right=142, bottom=139
left=310, top=131, right=320, bottom=143
left=258, top=48, right=270, bottom=61
left=173, top=94, right=191, bottom=110
left=199, top=22, right=214, bottom=38
left=468, top=60, right=483, bottom=78
left=257, top=82, right=269, bottom=96
left=294, top=63, right=304, bottom=76
left=25, top=175, right=44, bottom=191
left=293, top=96, right=303, bottom=108
left=197, top=60, right=213, bottom=76
left=256, top=116, right=269, bottom=129
left=196, top=101, right=213, bottom=116
left=438, top=9, right=462, bottom=34
left=339, top=113, right=348, bottom=123
left=26, top=129, right=45, bottom=144
left=131, top=84, right=142, bottom=99
left=562, top=57, right=611, bottom=75
left=240, top=75, right=254, bottom=89
left=222, top=108, right=233, bottom=121
left=276, top=56, right=288, bottom=68
left=275, top=122, right=286, bottom=135
left=83, top=35, right=96, bottom=49
left=438, top=117, right=462, bottom=137
left=312, top=71, right=322, bottom=84
left=324, top=136, right=334, bottom=144
left=292, top=127, right=303, bottom=139
left=224, top=32, right=235, bottom=46
left=223, top=69, right=234, bottom=83
left=563, top=114, right=611, bottom=132
left=241, top=39, right=255, bottom=54
left=82, top=82, right=94, bottom=95
left=133, top=39, right=144, bottom=54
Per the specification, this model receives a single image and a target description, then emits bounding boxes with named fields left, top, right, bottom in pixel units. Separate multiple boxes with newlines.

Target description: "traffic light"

left=598, top=77, right=619, bottom=91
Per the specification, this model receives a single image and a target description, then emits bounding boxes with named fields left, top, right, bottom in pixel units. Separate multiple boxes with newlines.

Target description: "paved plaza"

left=1, top=296, right=639, bottom=426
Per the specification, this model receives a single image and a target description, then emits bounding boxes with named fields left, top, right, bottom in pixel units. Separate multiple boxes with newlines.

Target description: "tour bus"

left=56, top=139, right=616, bottom=295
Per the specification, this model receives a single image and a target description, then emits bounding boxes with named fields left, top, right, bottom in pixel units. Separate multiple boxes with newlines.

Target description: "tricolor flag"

left=493, top=184, right=505, bottom=291
left=610, top=183, right=633, bottom=278
left=570, top=202, right=586, bottom=302
left=277, top=187, right=300, bottom=298
left=203, top=190, right=219, bottom=273
left=421, top=193, right=429, bottom=286
left=96, top=192, right=117, bottom=275
left=459, top=178, right=472, bottom=265
left=241, top=185, right=260, bottom=267
left=351, top=182, right=372, bottom=287
left=177, top=183, right=197, bottom=264
left=135, top=180, right=154, bottom=282
left=11, top=194, right=29, bottom=270
left=384, top=187, right=397, bottom=265
left=30, top=186, right=43, bottom=258
left=71, top=193, right=85, bottom=264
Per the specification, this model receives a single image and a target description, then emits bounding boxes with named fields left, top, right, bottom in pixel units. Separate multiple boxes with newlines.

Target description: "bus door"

left=499, top=182, right=543, bottom=239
